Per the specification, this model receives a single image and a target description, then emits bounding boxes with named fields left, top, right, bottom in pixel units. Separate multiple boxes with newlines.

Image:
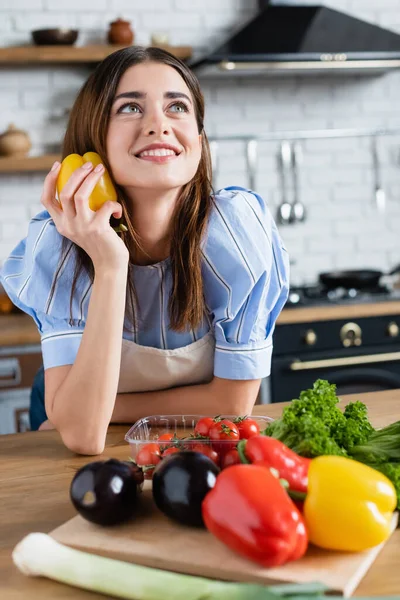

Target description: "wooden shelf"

left=0, top=154, right=60, bottom=173
left=0, top=44, right=192, bottom=64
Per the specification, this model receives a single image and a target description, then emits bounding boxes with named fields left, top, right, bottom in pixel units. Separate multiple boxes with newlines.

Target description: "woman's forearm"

left=50, top=266, right=128, bottom=454
left=111, top=377, right=260, bottom=424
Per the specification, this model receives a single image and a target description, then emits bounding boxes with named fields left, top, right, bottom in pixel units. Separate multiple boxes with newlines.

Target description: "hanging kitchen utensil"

left=246, top=139, right=257, bottom=190
left=371, top=136, right=386, bottom=213
left=291, top=141, right=306, bottom=223
left=209, top=140, right=218, bottom=188
left=277, top=141, right=293, bottom=225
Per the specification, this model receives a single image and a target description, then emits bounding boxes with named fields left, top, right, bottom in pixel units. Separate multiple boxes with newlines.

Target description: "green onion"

left=12, top=533, right=279, bottom=600
left=14, top=533, right=378, bottom=599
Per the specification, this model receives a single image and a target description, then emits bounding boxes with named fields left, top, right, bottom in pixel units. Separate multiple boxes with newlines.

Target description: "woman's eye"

left=118, top=103, right=141, bottom=114
left=169, top=102, right=189, bottom=113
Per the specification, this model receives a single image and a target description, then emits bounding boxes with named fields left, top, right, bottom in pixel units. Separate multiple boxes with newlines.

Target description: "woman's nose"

left=143, top=110, right=170, bottom=136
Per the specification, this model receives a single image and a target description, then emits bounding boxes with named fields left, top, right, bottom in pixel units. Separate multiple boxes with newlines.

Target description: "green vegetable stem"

left=12, top=533, right=332, bottom=600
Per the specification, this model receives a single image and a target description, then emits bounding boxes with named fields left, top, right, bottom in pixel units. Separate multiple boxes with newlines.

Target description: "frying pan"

left=319, top=265, right=400, bottom=290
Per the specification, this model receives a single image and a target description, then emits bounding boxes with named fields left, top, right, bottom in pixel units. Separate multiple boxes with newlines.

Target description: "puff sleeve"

left=202, top=187, right=289, bottom=380
left=0, top=211, right=91, bottom=369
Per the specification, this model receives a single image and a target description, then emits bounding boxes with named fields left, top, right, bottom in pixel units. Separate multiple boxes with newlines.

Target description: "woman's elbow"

left=213, top=378, right=260, bottom=415
left=48, top=409, right=106, bottom=455
left=61, top=430, right=105, bottom=456
left=231, top=395, right=258, bottom=416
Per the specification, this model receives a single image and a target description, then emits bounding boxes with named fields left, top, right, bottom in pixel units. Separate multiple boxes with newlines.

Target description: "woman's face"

left=106, top=62, right=202, bottom=192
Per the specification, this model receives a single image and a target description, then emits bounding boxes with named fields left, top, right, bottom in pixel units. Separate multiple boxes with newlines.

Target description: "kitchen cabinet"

left=0, top=315, right=42, bottom=435
left=0, top=344, right=42, bottom=435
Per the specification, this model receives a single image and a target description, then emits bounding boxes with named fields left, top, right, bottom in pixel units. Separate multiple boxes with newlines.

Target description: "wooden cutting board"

left=51, top=483, right=398, bottom=598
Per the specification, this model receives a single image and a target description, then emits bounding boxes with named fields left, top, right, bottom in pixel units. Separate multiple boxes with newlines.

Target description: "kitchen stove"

left=270, top=279, right=400, bottom=403
left=286, top=283, right=400, bottom=308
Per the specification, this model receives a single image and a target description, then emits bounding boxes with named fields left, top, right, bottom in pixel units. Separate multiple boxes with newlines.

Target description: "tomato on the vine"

left=194, top=417, right=214, bottom=437
left=158, top=433, right=175, bottom=442
left=221, top=448, right=241, bottom=469
left=162, top=447, right=180, bottom=457
left=136, top=443, right=161, bottom=467
left=192, top=443, right=220, bottom=466
left=234, top=417, right=260, bottom=439
left=209, top=419, right=239, bottom=442
left=209, top=419, right=239, bottom=456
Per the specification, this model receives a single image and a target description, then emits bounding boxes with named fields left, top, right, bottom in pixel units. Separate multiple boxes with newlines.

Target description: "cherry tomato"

left=158, top=433, right=175, bottom=442
left=135, top=443, right=161, bottom=467
left=234, top=417, right=260, bottom=439
left=194, top=417, right=214, bottom=437
left=192, top=443, right=220, bottom=466
left=144, top=468, right=155, bottom=480
left=209, top=419, right=240, bottom=456
left=162, top=447, right=181, bottom=457
left=221, top=448, right=241, bottom=469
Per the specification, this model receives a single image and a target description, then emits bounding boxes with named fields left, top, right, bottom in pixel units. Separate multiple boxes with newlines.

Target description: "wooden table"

left=1, top=389, right=400, bottom=598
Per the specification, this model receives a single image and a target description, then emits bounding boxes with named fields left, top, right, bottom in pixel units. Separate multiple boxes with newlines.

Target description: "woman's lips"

left=136, top=154, right=180, bottom=164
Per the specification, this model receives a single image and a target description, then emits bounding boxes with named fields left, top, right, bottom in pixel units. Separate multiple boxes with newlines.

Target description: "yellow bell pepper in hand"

left=57, top=152, right=118, bottom=211
left=303, top=456, right=396, bottom=552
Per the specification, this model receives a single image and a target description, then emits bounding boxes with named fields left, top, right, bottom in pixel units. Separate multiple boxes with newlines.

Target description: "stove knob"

left=304, top=329, right=317, bottom=346
left=387, top=321, right=399, bottom=338
left=340, top=322, right=362, bottom=347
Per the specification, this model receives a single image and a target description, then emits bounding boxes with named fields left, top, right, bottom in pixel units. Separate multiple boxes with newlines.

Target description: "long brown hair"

left=58, top=46, right=213, bottom=332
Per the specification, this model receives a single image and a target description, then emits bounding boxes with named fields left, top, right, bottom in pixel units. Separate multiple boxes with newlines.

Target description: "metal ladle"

left=291, top=142, right=306, bottom=223
left=246, top=138, right=258, bottom=190
left=209, top=140, right=219, bottom=188
left=277, top=141, right=293, bottom=225
left=371, top=136, right=386, bottom=213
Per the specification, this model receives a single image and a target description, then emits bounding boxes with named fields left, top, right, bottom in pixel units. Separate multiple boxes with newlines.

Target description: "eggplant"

left=152, top=451, right=219, bottom=527
left=70, top=458, right=143, bottom=526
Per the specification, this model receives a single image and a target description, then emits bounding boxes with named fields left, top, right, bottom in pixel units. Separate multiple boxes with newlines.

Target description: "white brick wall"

left=0, top=0, right=400, bottom=287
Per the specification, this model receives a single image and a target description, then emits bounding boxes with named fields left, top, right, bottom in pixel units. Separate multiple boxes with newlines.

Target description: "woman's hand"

left=41, top=160, right=129, bottom=272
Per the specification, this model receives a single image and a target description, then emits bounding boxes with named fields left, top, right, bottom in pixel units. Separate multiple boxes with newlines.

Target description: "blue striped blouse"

left=0, top=187, right=289, bottom=380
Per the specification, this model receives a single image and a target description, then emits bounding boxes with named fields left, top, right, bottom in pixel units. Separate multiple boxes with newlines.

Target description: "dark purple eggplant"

left=70, top=458, right=143, bottom=526
left=152, top=451, right=219, bottom=527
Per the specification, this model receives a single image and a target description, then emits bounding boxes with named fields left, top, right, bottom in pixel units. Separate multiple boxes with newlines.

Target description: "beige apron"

left=117, top=332, right=215, bottom=394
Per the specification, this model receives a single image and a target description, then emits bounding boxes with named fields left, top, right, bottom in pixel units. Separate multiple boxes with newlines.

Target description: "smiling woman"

left=106, top=63, right=203, bottom=202
left=0, top=47, right=289, bottom=455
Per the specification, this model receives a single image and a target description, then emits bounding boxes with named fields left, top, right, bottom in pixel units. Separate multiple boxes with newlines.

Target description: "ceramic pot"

left=107, top=18, right=134, bottom=45
left=0, top=124, right=31, bottom=157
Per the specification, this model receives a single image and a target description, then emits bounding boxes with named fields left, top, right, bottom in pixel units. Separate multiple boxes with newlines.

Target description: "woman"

left=0, top=47, right=289, bottom=454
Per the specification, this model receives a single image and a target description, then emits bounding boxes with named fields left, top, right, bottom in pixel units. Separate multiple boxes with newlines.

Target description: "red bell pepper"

left=202, top=464, right=308, bottom=568
left=238, top=436, right=311, bottom=494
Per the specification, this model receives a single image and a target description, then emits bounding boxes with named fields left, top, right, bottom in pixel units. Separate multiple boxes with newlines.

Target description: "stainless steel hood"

left=190, top=2, right=400, bottom=77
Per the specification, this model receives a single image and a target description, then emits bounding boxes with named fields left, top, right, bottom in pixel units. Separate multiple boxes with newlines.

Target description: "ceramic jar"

left=0, top=124, right=31, bottom=157
left=107, top=18, right=134, bottom=45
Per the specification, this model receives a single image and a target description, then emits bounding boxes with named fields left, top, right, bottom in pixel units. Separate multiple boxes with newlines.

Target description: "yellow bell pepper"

left=304, top=456, right=396, bottom=552
left=57, top=152, right=117, bottom=211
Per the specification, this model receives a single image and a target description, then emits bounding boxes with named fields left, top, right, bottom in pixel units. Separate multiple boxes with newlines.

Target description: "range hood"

left=190, top=2, right=400, bottom=77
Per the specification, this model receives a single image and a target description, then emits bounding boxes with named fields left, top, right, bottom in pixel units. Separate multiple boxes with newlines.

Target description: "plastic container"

left=125, top=414, right=274, bottom=468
